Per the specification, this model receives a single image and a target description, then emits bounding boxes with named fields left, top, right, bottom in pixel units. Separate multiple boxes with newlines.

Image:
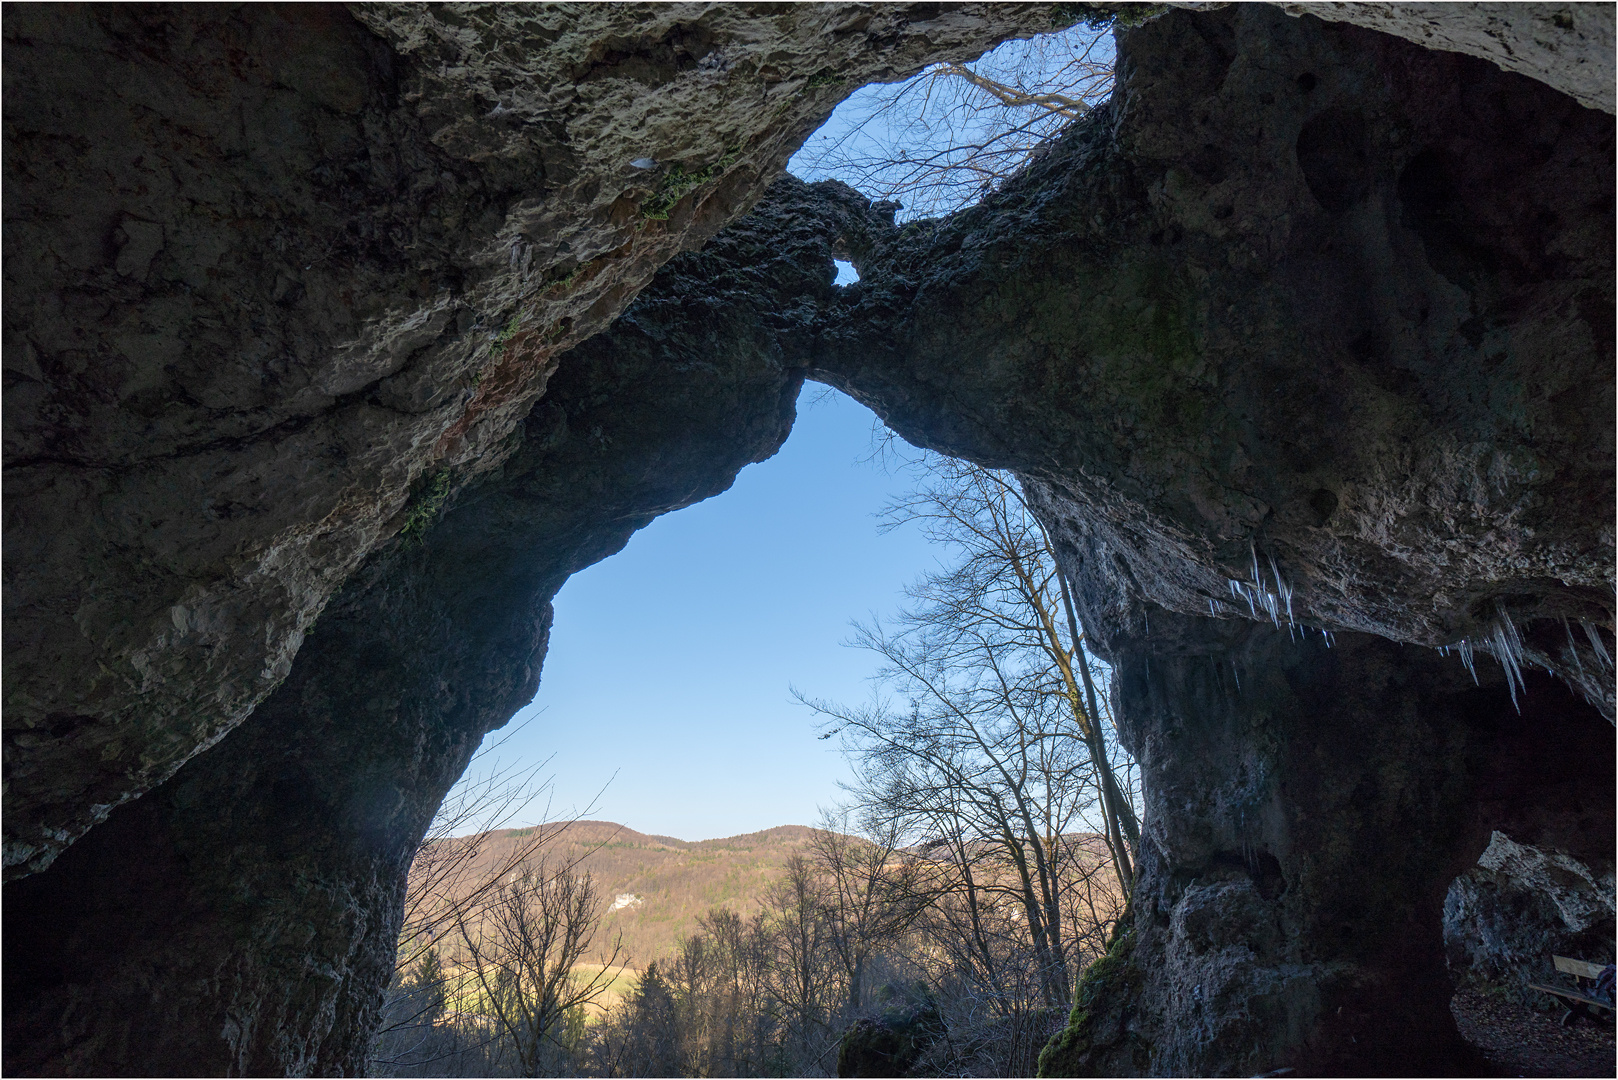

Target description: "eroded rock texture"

left=1173, top=2, right=1617, bottom=114
left=790, top=8, right=1614, bottom=1071
left=2, top=0, right=1067, bottom=880
left=809, top=5, right=1615, bottom=693
left=1444, top=831, right=1617, bottom=1005
left=1034, top=612, right=1613, bottom=1076
left=3, top=181, right=846, bottom=1076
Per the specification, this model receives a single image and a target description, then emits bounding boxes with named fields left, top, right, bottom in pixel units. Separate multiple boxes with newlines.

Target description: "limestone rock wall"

left=2, top=177, right=849, bottom=1076
left=805, top=5, right=1614, bottom=708
left=4, top=3, right=1614, bottom=1077
left=2, top=1, right=1067, bottom=880
left=1034, top=610, right=1613, bottom=1076
left=1444, top=831, right=1617, bottom=1004
left=1171, top=3, right=1616, bottom=114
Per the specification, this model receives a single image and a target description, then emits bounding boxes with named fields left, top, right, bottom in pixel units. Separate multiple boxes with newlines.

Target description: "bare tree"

left=798, top=454, right=1139, bottom=1013
left=809, top=808, right=933, bottom=1016
left=395, top=720, right=577, bottom=978
left=878, top=455, right=1138, bottom=894
left=375, top=722, right=586, bottom=1075
left=761, top=854, right=837, bottom=1059
left=455, top=862, right=625, bottom=1078
left=791, top=22, right=1116, bottom=218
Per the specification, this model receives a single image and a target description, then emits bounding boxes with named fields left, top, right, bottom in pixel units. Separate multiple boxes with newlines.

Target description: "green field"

left=436, top=962, right=639, bottom=1025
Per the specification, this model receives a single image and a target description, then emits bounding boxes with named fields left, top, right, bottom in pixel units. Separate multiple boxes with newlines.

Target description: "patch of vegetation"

left=1037, top=906, right=1139, bottom=1076
left=489, top=315, right=521, bottom=357
left=805, top=69, right=847, bottom=90
left=399, top=469, right=452, bottom=548
left=639, top=147, right=743, bottom=221
left=1113, top=4, right=1169, bottom=28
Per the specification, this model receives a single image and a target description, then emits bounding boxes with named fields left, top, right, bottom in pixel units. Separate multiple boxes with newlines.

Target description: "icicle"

left=1495, top=600, right=1524, bottom=654
left=1231, top=661, right=1241, bottom=690
left=1579, top=617, right=1612, bottom=671
left=1267, top=551, right=1294, bottom=626
left=1489, top=601, right=1525, bottom=713
left=1455, top=638, right=1478, bottom=684
left=1563, top=617, right=1586, bottom=680
left=1491, top=625, right=1523, bottom=712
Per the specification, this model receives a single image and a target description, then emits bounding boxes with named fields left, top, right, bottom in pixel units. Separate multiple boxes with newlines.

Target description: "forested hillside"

left=445, top=821, right=822, bottom=967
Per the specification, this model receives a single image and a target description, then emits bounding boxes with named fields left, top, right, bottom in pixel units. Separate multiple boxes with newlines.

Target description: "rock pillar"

left=1040, top=609, right=1613, bottom=1076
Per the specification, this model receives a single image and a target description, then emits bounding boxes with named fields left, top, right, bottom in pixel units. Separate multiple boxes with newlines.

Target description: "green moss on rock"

left=1038, top=909, right=1149, bottom=1077
left=640, top=148, right=743, bottom=221
left=398, top=470, right=452, bottom=547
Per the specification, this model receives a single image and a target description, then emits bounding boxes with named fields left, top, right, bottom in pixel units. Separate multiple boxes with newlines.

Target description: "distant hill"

left=414, top=821, right=1123, bottom=984
left=424, top=821, right=822, bottom=969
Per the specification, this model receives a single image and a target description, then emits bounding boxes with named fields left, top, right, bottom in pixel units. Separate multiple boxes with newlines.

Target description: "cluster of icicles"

left=1209, top=543, right=1333, bottom=691
left=1437, top=602, right=1614, bottom=712
left=1208, top=544, right=1613, bottom=712
left=1209, top=543, right=1334, bottom=644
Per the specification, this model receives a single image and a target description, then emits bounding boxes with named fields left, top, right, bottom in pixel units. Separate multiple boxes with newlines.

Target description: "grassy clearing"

left=436, top=963, right=638, bottom=1024
left=573, top=964, right=639, bottom=1019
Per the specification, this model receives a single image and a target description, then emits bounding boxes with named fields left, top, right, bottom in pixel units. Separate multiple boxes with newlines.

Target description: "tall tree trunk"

left=1058, top=573, right=1138, bottom=895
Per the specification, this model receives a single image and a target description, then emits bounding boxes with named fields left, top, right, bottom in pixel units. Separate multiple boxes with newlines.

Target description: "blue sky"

left=467, top=388, right=939, bottom=840
left=788, top=24, right=1113, bottom=218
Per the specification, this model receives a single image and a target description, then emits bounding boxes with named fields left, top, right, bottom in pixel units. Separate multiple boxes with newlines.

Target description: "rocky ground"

left=1452, top=988, right=1616, bottom=1078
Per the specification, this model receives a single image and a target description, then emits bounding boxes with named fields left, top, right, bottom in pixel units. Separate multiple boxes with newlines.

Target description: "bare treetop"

left=791, top=23, right=1117, bottom=220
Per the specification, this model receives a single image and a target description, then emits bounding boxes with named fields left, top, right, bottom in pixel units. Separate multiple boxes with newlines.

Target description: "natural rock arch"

left=4, top=3, right=1612, bottom=1076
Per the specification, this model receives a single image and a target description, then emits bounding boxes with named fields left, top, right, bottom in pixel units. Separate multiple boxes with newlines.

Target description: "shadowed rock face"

left=794, top=12, right=1615, bottom=1068
left=2, top=184, right=844, bottom=1076
left=1444, top=831, right=1616, bottom=1005
left=3, top=3, right=1613, bottom=1077
left=1176, top=1, right=1617, bottom=114
left=807, top=6, right=1614, bottom=702
left=1, top=0, right=1067, bottom=881
left=1034, top=611, right=1613, bottom=1077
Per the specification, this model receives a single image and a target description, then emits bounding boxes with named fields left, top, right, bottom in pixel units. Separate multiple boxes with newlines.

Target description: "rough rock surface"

left=1, top=1, right=1069, bottom=880
left=803, top=5, right=1614, bottom=708
left=1172, top=3, right=1617, bottom=114
left=2, top=182, right=846, bottom=1076
left=836, top=990, right=946, bottom=1079
left=1444, top=831, right=1617, bottom=1004
left=782, top=11, right=1616, bottom=1067
left=4, top=3, right=1613, bottom=1077
left=1033, top=611, right=1613, bottom=1076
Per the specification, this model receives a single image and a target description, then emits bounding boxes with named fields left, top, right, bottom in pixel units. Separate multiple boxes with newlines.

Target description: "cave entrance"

left=1439, top=680, right=1618, bottom=1075
left=463, top=386, right=930, bottom=841
left=447, top=15, right=1121, bottom=842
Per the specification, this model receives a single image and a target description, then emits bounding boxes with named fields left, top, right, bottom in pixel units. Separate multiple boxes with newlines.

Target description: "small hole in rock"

left=833, top=259, right=860, bottom=286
